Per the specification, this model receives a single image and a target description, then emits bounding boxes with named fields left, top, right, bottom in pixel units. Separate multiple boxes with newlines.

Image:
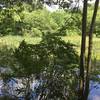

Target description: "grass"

left=0, top=35, right=41, bottom=66
left=0, top=35, right=41, bottom=48
left=0, top=35, right=100, bottom=67
left=62, top=36, right=100, bottom=60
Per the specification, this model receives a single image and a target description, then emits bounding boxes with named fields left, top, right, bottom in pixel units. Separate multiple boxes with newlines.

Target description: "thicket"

left=0, top=4, right=100, bottom=37
left=0, top=34, right=79, bottom=99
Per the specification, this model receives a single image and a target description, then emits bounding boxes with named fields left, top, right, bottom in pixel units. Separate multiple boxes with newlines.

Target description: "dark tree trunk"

left=84, top=0, right=99, bottom=100
left=78, top=0, right=87, bottom=100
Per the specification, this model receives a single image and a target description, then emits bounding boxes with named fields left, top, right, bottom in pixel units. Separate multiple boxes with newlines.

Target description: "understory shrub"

left=7, top=34, right=79, bottom=99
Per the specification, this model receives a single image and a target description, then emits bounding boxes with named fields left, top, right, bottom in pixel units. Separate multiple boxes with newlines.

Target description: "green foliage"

left=0, top=45, right=15, bottom=67
left=14, top=40, right=45, bottom=76
left=58, top=13, right=81, bottom=36
left=87, top=6, right=100, bottom=37
left=0, top=2, right=100, bottom=37
left=0, top=6, right=23, bottom=35
left=0, top=35, right=100, bottom=99
left=34, top=34, right=79, bottom=100
left=13, top=34, right=79, bottom=99
left=51, top=11, right=67, bottom=27
left=22, top=10, right=58, bottom=36
left=0, top=8, right=58, bottom=36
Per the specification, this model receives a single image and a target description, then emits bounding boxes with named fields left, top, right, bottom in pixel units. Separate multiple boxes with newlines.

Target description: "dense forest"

left=0, top=0, right=100, bottom=100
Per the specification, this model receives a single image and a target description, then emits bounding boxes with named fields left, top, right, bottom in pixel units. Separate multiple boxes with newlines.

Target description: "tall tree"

left=84, top=0, right=99, bottom=99
left=78, top=0, right=87, bottom=100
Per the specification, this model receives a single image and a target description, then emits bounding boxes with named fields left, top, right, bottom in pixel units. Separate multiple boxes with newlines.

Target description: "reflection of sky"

left=0, top=78, right=39, bottom=99
left=88, top=80, right=100, bottom=100
left=0, top=78, right=100, bottom=100
left=0, top=80, right=3, bottom=95
left=0, top=78, right=24, bottom=97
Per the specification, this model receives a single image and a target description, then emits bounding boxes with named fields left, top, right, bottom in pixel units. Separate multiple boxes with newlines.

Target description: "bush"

left=13, top=34, right=79, bottom=99
left=0, top=45, right=15, bottom=67
left=0, top=5, right=100, bottom=37
left=0, top=7, right=82, bottom=36
left=22, top=10, right=58, bottom=36
left=51, top=11, right=67, bottom=27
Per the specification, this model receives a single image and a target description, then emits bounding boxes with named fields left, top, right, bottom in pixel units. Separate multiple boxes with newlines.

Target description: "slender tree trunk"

left=78, top=0, right=87, bottom=100
left=84, top=0, right=99, bottom=100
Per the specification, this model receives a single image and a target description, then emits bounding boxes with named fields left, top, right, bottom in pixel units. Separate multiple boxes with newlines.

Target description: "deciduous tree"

left=78, top=0, right=87, bottom=100
left=84, top=0, right=99, bottom=99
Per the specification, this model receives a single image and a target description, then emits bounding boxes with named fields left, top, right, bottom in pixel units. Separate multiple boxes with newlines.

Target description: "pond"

left=88, top=75, right=100, bottom=100
left=0, top=67, right=100, bottom=100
